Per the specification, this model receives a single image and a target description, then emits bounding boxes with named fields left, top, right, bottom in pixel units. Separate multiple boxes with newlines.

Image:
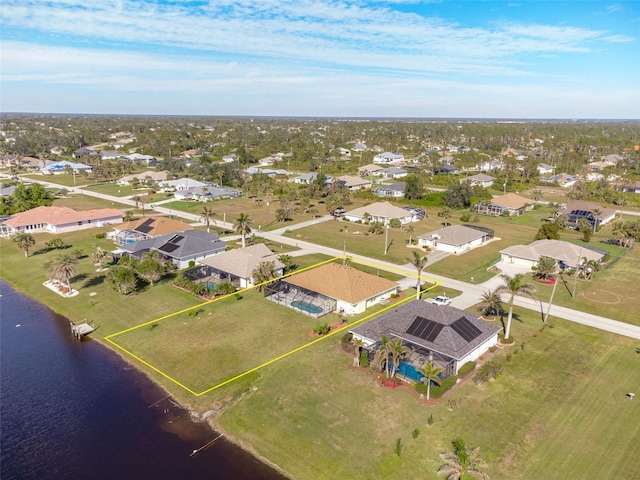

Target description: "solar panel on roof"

left=158, top=243, right=179, bottom=253
left=136, top=218, right=155, bottom=233
left=450, top=317, right=482, bottom=342
left=169, top=235, right=184, bottom=243
left=406, top=316, right=443, bottom=343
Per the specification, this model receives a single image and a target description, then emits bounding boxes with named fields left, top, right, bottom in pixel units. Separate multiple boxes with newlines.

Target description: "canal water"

left=0, top=281, right=286, bottom=480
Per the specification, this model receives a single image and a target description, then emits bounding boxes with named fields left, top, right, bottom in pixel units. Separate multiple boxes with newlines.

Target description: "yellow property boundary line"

left=105, top=255, right=441, bottom=397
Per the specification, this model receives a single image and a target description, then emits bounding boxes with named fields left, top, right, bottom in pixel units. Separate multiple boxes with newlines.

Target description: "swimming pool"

left=398, top=361, right=424, bottom=382
left=291, top=300, right=323, bottom=315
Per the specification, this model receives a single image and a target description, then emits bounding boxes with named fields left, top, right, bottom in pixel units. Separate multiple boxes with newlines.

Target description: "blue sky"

left=1, top=0, right=638, bottom=118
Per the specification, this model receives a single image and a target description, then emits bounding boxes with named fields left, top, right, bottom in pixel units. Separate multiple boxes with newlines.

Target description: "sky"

left=1, top=0, right=639, bottom=118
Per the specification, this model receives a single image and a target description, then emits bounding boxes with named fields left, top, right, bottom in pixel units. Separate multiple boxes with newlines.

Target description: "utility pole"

left=544, top=274, right=558, bottom=324
left=572, top=245, right=583, bottom=299
left=384, top=223, right=390, bottom=255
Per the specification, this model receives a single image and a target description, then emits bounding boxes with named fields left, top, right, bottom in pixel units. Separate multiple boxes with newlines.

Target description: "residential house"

left=111, top=217, right=191, bottom=245
left=540, top=173, right=578, bottom=188
left=158, top=178, right=207, bottom=192
left=358, top=164, right=385, bottom=176
left=373, top=152, right=405, bottom=165
left=42, top=161, right=92, bottom=175
left=344, top=201, right=421, bottom=224
left=337, top=147, right=351, bottom=157
left=376, top=167, right=408, bottom=179
left=0, top=206, right=123, bottom=237
left=500, top=239, right=605, bottom=270
left=336, top=175, right=372, bottom=191
left=350, top=300, right=500, bottom=379
left=439, top=164, right=459, bottom=174
left=587, top=160, right=616, bottom=171
left=620, top=181, right=640, bottom=194
left=417, top=225, right=494, bottom=254
left=565, top=201, right=616, bottom=230
left=374, top=183, right=405, bottom=198
left=537, top=163, right=555, bottom=175
left=195, top=243, right=285, bottom=289
left=116, top=230, right=226, bottom=269
left=270, top=263, right=399, bottom=317
left=174, top=186, right=242, bottom=201
left=474, top=193, right=534, bottom=217
left=460, top=173, right=495, bottom=188
left=117, top=170, right=169, bottom=186
left=351, top=142, right=367, bottom=152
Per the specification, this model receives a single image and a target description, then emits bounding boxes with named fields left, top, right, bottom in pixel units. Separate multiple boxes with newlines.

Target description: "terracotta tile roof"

left=4, top=206, right=123, bottom=228
left=116, top=217, right=190, bottom=236
left=284, top=263, right=398, bottom=304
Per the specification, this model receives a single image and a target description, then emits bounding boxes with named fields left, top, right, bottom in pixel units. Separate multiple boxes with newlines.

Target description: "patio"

left=266, top=281, right=336, bottom=319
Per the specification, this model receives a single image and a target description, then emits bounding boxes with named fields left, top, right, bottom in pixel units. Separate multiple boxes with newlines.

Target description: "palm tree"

left=373, top=335, right=391, bottom=377
left=535, top=256, right=557, bottom=281
left=252, top=260, right=277, bottom=291
left=406, top=224, right=415, bottom=245
left=92, top=246, right=112, bottom=271
left=234, top=213, right=253, bottom=248
left=477, top=289, right=504, bottom=319
left=200, top=206, right=217, bottom=233
left=495, top=273, right=537, bottom=339
left=438, top=207, right=452, bottom=226
left=13, top=233, right=36, bottom=258
left=52, top=253, right=79, bottom=291
left=387, top=338, right=411, bottom=378
left=591, top=208, right=602, bottom=232
left=408, top=250, right=428, bottom=300
left=351, top=337, right=365, bottom=366
left=418, top=361, right=442, bottom=401
left=438, top=437, right=490, bottom=480
left=131, top=195, right=143, bottom=210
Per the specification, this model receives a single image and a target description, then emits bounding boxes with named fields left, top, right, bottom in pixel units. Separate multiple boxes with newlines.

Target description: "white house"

left=500, top=239, right=605, bottom=270
left=374, top=183, right=405, bottom=198
left=537, top=163, right=555, bottom=175
left=461, top=173, right=495, bottom=188
left=336, top=175, right=372, bottom=191
left=350, top=300, right=500, bottom=379
left=373, top=152, right=405, bottom=165
left=417, top=225, right=494, bottom=254
left=158, top=178, right=207, bottom=192
left=344, top=201, right=420, bottom=224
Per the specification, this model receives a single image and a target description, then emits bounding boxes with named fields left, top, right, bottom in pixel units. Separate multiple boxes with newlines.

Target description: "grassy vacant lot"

left=53, top=193, right=132, bottom=211
left=22, top=173, right=92, bottom=187
left=82, top=183, right=148, bottom=197
left=214, top=308, right=640, bottom=480
left=110, top=288, right=342, bottom=393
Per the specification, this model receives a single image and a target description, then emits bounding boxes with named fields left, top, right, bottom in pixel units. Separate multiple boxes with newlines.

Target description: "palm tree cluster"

left=373, top=335, right=411, bottom=379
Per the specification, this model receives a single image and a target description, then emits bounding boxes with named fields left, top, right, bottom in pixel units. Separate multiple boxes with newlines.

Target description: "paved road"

left=9, top=174, right=640, bottom=340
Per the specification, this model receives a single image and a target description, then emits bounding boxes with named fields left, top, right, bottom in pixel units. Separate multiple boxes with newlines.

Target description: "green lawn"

left=215, top=308, right=640, bottom=480
left=82, top=183, right=149, bottom=197
left=22, top=173, right=92, bottom=187
left=53, top=194, right=132, bottom=211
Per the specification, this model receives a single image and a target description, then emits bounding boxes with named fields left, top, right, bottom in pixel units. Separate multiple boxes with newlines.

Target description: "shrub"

left=95, top=233, right=106, bottom=239
left=394, top=438, right=403, bottom=457
left=488, top=346, right=497, bottom=353
left=341, top=332, right=352, bottom=344
left=389, top=218, right=402, bottom=229
left=313, top=323, right=330, bottom=335
left=430, top=375, right=457, bottom=399
left=412, top=428, right=420, bottom=439
left=457, top=361, right=476, bottom=377
left=460, top=212, right=472, bottom=222
left=415, top=382, right=427, bottom=395
left=427, top=415, right=434, bottom=426
left=359, top=350, right=369, bottom=368
left=474, top=361, right=503, bottom=383
left=390, top=293, right=399, bottom=298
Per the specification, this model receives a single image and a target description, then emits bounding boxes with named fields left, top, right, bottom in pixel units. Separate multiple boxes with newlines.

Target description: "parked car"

left=431, top=295, right=452, bottom=306
left=331, top=207, right=346, bottom=217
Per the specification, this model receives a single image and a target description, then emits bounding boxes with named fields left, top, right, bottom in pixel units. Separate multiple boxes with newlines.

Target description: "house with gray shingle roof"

left=417, top=225, right=494, bottom=254
left=116, top=230, right=226, bottom=269
left=460, top=173, right=495, bottom=188
left=374, top=183, right=406, bottom=198
left=350, top=300, right=500, bottom=379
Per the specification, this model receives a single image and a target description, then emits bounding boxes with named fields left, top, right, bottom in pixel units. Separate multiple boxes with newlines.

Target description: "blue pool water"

left=398, top=361, right=424, bottom=382
left=291, top=300, right=323, bottom=315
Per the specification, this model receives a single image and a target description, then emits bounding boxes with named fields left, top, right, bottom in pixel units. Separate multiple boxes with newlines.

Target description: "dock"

left=70, top=321, right=95, bottom=339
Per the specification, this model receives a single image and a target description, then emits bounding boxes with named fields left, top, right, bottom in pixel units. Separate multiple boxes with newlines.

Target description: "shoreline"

left=1, top=278, right=293, bottom=480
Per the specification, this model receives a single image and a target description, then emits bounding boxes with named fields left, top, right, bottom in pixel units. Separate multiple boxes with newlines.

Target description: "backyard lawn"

left=53, top=193, right=132, bottom=211
left=215, top=307, right=640, bottom=480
